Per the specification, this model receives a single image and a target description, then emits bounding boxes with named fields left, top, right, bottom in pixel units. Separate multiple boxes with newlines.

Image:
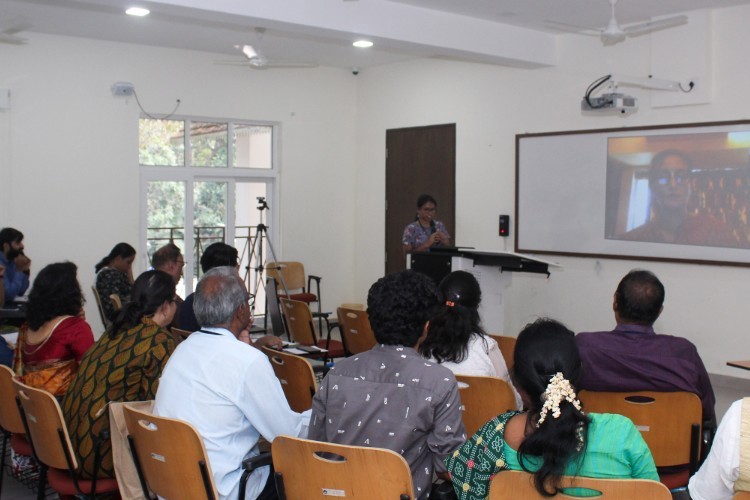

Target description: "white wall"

left=0, top=33, right=358, bottom=332
left=354, top=4, right=750, bottom=418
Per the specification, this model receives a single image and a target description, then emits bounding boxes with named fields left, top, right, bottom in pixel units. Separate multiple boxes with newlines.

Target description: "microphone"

left=429, top=220, right=436, bottom=235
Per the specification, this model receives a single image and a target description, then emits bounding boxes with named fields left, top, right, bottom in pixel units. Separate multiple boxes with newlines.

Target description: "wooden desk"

left=727, top=360, right=750, bottom=371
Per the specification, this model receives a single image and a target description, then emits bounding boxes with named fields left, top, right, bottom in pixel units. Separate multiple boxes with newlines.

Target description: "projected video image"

left=605, top=130, right=750, bottom=249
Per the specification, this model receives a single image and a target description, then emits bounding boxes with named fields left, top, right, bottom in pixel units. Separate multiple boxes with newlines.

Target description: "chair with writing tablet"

left=489, top=470, right=671, bottom=499
left=124, top=404, right=270, bottom=500
left=261, top=346, right=318, bottom=412
left=279, top=298, right=345, bottom=360
left=336, top=306, right=377, bottom=356
left=272, top=435, right=415, bottom=499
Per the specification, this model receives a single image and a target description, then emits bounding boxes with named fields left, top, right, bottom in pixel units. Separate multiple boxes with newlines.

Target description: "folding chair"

left=489, top=470, right=671, bottom=499
left=336, top=306, right=377, bottom=356
left=455, top=374, right=517, bottom=435
left=272, top=435, right=415, bottom=499
left=261, top=346, right=318, bottom=412
left=123, top=404, right=271, bottom=500
left=13, top=378, right=119, bottom=499
left=267, top=262, right=326, bottom=338
left=578, top=390, right=702, bottom=490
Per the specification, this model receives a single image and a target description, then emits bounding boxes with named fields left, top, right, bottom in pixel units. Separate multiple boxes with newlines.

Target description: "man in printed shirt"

left=310, top=270, right=466, bottom=499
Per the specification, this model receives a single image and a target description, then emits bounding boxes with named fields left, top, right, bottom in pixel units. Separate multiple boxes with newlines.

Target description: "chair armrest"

left=312, top=311, right=331, bottom=319
left=242, top=452, right=273, bottom=473
left=308, top=275, right=322, bottom=299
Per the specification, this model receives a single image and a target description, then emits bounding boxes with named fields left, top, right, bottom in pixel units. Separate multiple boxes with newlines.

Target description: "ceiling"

left=2, top=0, right=749, bottom=70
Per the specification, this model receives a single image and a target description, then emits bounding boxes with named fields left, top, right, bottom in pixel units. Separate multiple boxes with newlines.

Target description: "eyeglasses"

left=654, top=170, right=690, bottom=186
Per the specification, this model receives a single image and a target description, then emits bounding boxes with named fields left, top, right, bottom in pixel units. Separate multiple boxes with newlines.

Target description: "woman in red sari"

left=14, top=262, right=94, bottom=397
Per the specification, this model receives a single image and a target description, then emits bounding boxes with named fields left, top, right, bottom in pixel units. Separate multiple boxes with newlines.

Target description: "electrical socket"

left=111, top=82, right=135, bottom=96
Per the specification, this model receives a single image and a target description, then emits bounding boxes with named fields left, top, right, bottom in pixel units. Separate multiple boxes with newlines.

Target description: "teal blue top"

left=445, top=412, right=658, bottom=500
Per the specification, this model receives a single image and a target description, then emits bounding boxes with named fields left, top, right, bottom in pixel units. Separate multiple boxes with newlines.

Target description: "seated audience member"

left=179, top=243, right=280, bottom=349
left=689, top=398, right=750, bottom=500
left=14, top=262, right=94, bottom=397
left=0, top=227, right=31, bottom=303
left=154, top=266, right=308, bottom=500
left=575, top=269, right=716, bottom=424
left=95, top=242, right=136, bottom=322
left=446, top=318, right=658, bottom=499
left=151, top=242, right=186, bottom=328
left=63, top=270, right=176, bottom=479
left=0, top=263, right=5, bottom=305
left=0, top=264, right=13, bottom=367
left=419, top=270, right=522, bottom=409
left=310, top=270, right=466, bottom=499
left=179, top=242, right=239, bottom=332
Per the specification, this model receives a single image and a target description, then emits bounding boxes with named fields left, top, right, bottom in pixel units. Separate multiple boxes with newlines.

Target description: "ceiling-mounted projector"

left=581, top=92, right=638, bottom=114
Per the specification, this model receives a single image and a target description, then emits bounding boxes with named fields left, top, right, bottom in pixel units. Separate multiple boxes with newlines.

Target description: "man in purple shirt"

left=576, top=269, right=715, bottom=424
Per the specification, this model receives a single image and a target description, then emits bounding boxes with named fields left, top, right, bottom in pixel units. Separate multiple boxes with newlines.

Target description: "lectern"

left=408, top=248, right=555, bottom=333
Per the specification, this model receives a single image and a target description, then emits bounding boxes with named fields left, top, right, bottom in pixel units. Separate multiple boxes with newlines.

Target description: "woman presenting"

left=402, top=194, right=451, bottom=254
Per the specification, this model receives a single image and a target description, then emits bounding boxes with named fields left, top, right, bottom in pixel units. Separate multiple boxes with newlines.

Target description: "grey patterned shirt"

left=310, top=344, right=466, bottom=498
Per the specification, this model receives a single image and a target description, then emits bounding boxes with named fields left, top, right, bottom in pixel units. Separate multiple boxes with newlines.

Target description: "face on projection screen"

left=605, top=131, right=750, bottom=250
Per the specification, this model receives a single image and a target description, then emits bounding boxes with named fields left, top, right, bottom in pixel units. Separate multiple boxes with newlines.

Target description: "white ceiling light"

left=125, top=7, right=150, bottom=17
left=353, top=40, right=373, bottom=48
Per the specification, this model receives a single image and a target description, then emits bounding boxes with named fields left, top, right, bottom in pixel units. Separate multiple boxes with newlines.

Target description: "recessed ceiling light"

left=126, top=7, right=150, bottom=17
left=353, top=40, right=373, bottom=48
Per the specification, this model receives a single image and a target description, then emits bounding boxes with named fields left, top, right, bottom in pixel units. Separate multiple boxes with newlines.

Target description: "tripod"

left=239, top=197, right=291, bottom=333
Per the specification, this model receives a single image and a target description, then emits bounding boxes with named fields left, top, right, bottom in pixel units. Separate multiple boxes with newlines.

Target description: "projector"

left=581, top=93, right=638, bottom=114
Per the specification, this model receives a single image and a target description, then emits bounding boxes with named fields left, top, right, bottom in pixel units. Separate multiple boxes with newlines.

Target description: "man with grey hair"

left=154, top=267, right=309, bottom=500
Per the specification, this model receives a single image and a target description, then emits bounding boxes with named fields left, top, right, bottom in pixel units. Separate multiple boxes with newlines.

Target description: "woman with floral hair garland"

left=445, top=318, right=658, bottom=499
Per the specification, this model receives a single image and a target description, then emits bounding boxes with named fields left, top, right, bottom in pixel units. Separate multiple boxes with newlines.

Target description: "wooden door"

left=385, top=124, right=456, bottom=275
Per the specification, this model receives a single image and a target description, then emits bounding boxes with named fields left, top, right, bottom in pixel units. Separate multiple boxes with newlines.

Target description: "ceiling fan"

left=553, top=0, right=688, bottom=46
left=216, top=28, right=318, bottom=70
left=0, top=22, right=30, bottom=45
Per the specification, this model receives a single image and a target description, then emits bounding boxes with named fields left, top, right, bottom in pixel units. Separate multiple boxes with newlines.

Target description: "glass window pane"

left=146, top=181, right=186, bottom=296
left=139, top=119, right=185, bottom=166
left=191, top=122, right=228, bottom=168
left=193, top=181, right=228, bottom=284
left=233, top=125, right=273, bottom=169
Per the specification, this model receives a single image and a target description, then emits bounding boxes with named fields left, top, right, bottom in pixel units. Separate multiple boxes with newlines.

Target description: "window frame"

left=138, top=114, right=281, bottom=294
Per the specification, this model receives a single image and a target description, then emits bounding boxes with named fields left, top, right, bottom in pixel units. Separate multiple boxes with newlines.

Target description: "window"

left=139, top=116, right=278, bottom=309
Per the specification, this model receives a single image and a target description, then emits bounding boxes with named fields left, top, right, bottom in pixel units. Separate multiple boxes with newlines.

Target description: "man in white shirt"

left=688, top=398, right=744, bottom=500
left=154, top=266, right=310, bottom=500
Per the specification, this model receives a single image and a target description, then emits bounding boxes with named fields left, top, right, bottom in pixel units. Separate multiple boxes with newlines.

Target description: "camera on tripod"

left=257, top=197, right=269, bottom=211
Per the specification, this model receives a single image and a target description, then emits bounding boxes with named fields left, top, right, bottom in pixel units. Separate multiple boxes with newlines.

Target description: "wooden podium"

left=407, top=248, right=555, bottom=333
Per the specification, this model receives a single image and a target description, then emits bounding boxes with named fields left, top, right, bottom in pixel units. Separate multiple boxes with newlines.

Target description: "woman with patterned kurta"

left=445, top=319, right=657, bottom=499
left=94, top=242, right=136, bottom=322
left=62, top=270, right=177, bottom=479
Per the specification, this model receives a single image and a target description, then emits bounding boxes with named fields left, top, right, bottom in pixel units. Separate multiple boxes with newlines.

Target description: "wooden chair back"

left=266, top=261, right=307, bottom=292
left=110, top=294, right=123, bottom=312
left=12, top=377, right=78, bottom=471
left=340, top=303, right=365, bottom=310
left=279, top=298, right=318, bottom=346
left=261, top=346, right=318, bottom=412
left=123, top=404, right=218, bottom=500
left=91, top=285, right=111, bottom=329
left=488, top=334, right=516, bottom=371
left=272, top=435, right=415, bottom=499
left=0, top=365, right=25, bottom=434
left=337, top=307, right=377, bottom=355
left=734, top=492, right=750, bottom=499
left=455, top=374, right=517, bottom=436
left=578, top=390, right=702, bottom=469
left=489, top=470, right=671, bottom=499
